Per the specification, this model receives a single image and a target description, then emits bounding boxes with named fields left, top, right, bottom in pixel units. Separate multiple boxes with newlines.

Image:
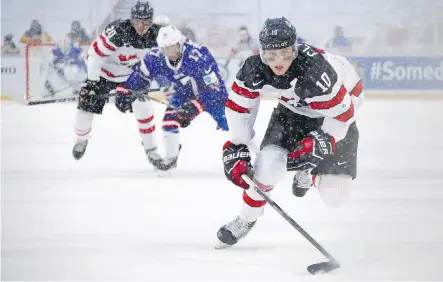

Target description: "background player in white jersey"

left=72, top=1, right=163, bottom=163
left=115, top=25, right=229, bottom=173
left=216, top=17, right=364, bottom=248
left=227, top=26, right=260, bottom=67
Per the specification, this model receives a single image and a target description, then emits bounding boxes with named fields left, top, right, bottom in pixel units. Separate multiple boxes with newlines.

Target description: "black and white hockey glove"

left=79, top=79, right=100, bottom=97
left=222, top=141, right=253, bottom=189
left=115, top=85, right=137, bottom=113
left=287, top=130, right=336, bottom=171
left=78, top=79, right=109, bottom=107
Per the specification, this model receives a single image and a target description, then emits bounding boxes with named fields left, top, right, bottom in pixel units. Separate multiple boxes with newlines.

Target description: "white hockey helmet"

left=157, top=25, right=185, bottom=62
left=157, top=25, right=184, bottom=48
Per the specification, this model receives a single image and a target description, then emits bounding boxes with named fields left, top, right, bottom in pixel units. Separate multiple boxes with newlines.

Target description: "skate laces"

left=296, top=170, right=312, bottom=189
left=226, top=216, right=254, bottom=239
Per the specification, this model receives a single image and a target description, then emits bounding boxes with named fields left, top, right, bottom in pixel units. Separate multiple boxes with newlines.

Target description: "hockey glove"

left=222, top=141, right=253, bottom=189
left=287, top=130, right=336, bottom=171
left=115, top=85, right=136, bottom=113
left=79, top=79, right=99, bottom=97
left=168, top=99, right=205, bottom=128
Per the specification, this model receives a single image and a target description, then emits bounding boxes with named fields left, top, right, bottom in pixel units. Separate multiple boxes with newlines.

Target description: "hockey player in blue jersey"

left=52, top=41, right=87, bottom=73
left=43, top=38, right=87, bottom=97
left=115, top=25, right=229, bottom=172
left=51, top=39, right=87, bottom=77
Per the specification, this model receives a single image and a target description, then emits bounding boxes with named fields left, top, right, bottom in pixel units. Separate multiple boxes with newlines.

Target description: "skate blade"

left=154, top=168, right=175, bottom=177
left=214, top=240, right=232, bottom=250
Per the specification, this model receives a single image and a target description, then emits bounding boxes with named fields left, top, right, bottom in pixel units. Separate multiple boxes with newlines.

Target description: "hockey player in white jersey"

left=227, top=26, right=260, bottom=67
left=216, top=17, right=364, bottom=248
left=72, top=1, right=162, bottom=163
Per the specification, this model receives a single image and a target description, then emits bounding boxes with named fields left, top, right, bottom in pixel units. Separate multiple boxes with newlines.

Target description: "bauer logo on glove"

left=223, top=151, right=251, bottom=163
left=222, top=141, right=253, bottom=189
left=310, top=130, right=333, bottom=155
left=287, top=130, right=336, bottom=171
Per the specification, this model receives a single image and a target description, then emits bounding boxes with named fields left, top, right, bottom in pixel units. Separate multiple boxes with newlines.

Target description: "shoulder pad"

left=236, top=55, right=267, bottom=90
left=146, top=47, right=162, bottom=57
left=102, top=19, right=130, bottom=47
left=294, top=47, right=339, bottom=99
left=106, top=19, right=130, bottom=32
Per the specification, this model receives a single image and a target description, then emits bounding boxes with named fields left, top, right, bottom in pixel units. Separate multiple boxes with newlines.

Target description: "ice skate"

left=72, top=139, right=88, bottom=160
left=149, top=144, right=182, bottom=175
left=152, top=156, right=178, bottom=171
left=292, top=169, right=312, bottom=197
left=215, top=216, right=256, bottom=249
left=145, top=147, right=162, bottom=165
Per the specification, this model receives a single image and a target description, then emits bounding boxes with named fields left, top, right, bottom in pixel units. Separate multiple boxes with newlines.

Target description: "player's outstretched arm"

left=114, top=57, right=153, bottom=113
left=225, top=58, right=261, bottom=145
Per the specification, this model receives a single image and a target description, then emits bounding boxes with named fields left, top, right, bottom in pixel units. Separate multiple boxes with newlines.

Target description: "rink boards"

left=1, top=55, right=442, bottom=103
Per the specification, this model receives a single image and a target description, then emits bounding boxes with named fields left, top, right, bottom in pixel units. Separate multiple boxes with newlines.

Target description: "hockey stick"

left=27, top=96, right=78, bottom=105
left=241, top=175, right=340, bottom=275
left=146, top=96, right=170, bottom=107
left=26, top=88, right=162, bottom=106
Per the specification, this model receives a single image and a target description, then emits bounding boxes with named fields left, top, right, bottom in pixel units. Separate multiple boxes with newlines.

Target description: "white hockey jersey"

left=226, top=43, right=364, bottom=145
left=86, top=19, right=160, bottom=83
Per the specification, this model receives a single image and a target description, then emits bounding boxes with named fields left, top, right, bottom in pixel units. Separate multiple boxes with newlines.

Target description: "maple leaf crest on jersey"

left=87, top=19, right=160, bottom=83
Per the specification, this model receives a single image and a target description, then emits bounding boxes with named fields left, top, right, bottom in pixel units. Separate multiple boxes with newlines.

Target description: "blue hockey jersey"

left=125, top=41, right=228, bottom=106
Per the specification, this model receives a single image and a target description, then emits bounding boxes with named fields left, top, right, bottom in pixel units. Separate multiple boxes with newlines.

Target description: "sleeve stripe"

left=226, top=99, right=250, bottom=114
left=101, top=68, right=128, bottom=79
left=314, top=47, right=326, bottom=54
left=309, top=85, right=347, bottom=110
left=100, top=35, right=117, bottom=51
left=350, top=81, right=363, bottom=97
left=93, top=41, right=108, bottom=57
left=190, top=99, right=205, bottom=114
left=334, top=103, right=354, bottom=122
left=232, top=82, right=260, bottom=99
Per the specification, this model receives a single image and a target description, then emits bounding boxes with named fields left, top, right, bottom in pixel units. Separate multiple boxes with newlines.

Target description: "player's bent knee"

left=253, top=145, right=288, bottom=186
left=315, top=174, right=353, bottom=207
left=76, top=109, right=94, bottom=124
left=132, top=99, right=153, bottom=114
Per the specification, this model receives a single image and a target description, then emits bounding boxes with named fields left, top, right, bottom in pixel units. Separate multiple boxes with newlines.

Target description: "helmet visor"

left=261, top=46, right=295, bottom=63
left=161, top=43, right=181, bottom=61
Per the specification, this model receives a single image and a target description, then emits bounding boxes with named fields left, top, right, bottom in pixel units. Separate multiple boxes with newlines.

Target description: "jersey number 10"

left=316, top=72, right=332, bottom=93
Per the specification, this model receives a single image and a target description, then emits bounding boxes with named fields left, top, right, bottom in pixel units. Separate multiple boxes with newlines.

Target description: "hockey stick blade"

left=307, top=261, right=340, bottom=275
left=240, top=174, right=340, bottom=275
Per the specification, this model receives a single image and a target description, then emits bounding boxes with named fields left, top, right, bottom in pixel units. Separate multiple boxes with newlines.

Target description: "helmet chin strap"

left=168, top=54, right=183, bottom=66
left=166, top=41, right=186, bottom=66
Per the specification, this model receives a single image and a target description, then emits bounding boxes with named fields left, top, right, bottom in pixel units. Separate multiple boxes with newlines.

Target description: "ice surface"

left=1, top=99, right=443, bottom=281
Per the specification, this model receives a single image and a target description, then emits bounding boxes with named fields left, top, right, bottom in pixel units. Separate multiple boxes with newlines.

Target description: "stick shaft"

left=241, top=175, right=338, bottom=262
